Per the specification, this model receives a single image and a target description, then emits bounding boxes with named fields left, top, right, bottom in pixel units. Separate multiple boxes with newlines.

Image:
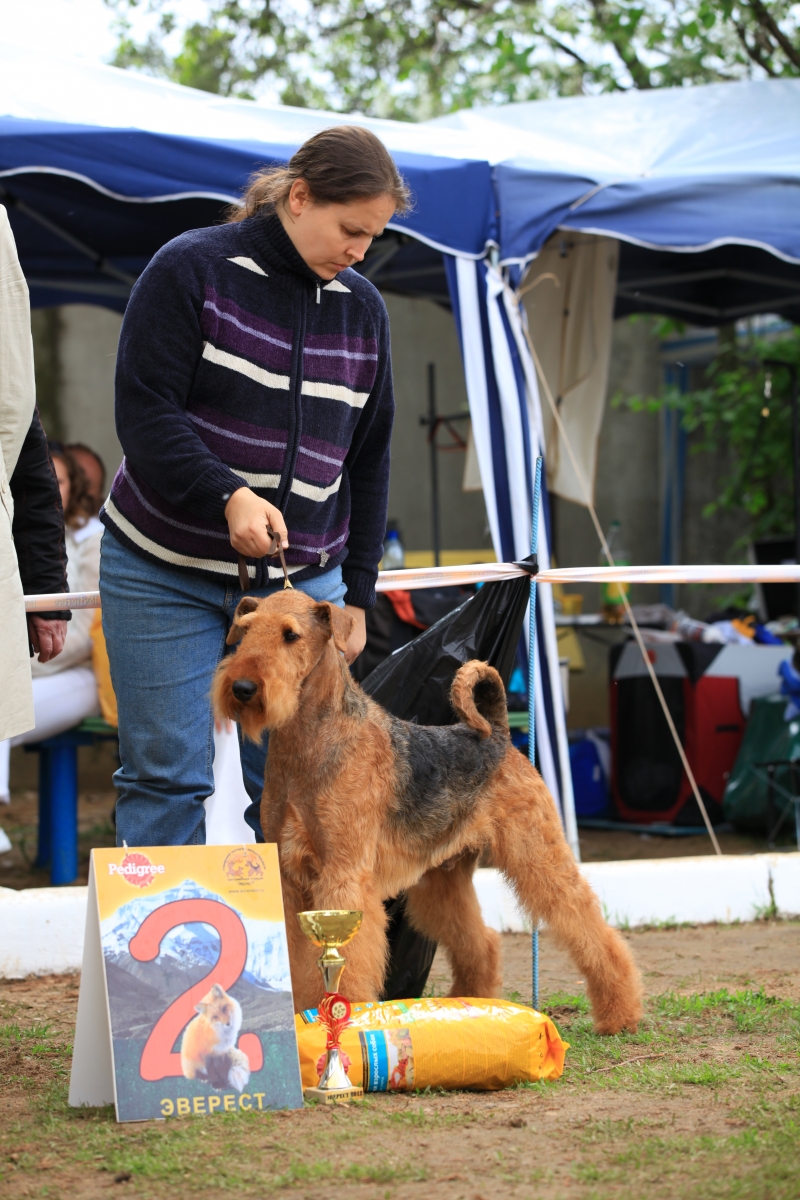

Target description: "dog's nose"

left=232, top=678, right=258, bottom=703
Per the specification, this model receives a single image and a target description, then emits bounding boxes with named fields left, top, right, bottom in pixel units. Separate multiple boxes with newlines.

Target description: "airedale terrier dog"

left=214, top=590, right=642, bottom=1034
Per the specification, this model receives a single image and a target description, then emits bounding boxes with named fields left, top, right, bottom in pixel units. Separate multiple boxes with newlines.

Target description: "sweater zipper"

left=276, top=280, right=308, bottom=515
left=316, top=281, right=321, bottom=304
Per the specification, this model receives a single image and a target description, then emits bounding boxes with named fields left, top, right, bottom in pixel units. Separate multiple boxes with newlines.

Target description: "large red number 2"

left=129, top=899, right=264, bottom=1082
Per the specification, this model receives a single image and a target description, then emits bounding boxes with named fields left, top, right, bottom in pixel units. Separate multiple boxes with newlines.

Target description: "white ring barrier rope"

left=25, top=591, right=102, bottom=612
left=23, top=561, right=800, bottom=611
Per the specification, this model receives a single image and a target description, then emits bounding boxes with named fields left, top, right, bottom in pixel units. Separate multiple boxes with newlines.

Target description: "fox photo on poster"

left=69, top=845, right=303, bottom=1122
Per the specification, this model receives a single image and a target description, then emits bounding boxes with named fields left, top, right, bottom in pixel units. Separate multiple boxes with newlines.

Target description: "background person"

left=67, top=442, right=106, bottom=515
left=99, top=125, right=408, bottom=848
left=0, top=443, right=101, bottom=802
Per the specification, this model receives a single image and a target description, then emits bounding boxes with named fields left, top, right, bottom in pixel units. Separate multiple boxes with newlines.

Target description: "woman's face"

left=280, top=182, right=396, bottom=280
left=53, top=455, right=70, bottom=513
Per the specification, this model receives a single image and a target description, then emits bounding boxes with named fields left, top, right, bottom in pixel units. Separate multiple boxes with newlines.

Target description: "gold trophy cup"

left=297, top=909, right=363, bottom=1104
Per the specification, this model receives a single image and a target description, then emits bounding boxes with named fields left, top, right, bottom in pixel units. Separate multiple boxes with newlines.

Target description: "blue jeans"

left=100, top=529, right=347, bottom=847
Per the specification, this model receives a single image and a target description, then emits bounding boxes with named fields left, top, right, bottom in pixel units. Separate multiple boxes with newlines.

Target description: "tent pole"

left=427, top=362, right=442, bottom=568
left=529, top=455, right=543, bottom=1010
left=0, top=184, right=137, bottom=287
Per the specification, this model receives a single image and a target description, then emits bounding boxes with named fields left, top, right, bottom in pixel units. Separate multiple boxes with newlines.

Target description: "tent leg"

left=529, top=455, right=542, bottom=1010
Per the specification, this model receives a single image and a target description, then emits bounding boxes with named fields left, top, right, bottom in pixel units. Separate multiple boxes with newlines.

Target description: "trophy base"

left=303, top=1085, right=364, bottom=1105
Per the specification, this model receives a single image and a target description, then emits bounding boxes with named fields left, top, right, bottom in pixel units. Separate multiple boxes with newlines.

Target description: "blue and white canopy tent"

left=433, top=79, right=800, bottom=286
left=0, top=44, right=578, bottom=848
left=432, top=79, right=800, bottom=853
left=434, top=79, right=800, bottom=548
left=0, top=45, right=495, bottom=308
left=4, top=51, right=800, bottom=856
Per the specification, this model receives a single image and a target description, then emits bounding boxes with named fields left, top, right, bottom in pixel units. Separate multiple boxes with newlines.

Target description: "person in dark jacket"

left=0, top=409, right=71, bottom=805
left=100, top=125, right=409, bottom=848
left=11, top=409, right=71, bottom=654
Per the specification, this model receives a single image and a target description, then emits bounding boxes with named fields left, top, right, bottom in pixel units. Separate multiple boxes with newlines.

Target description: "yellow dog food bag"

left=296, top=997, right=567, bottom=1092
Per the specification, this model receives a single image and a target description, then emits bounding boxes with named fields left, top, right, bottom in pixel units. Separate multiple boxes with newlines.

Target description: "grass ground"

left=2, top=923, right=799, bottom=1200
left=1, top=750, right=796, bottom=1196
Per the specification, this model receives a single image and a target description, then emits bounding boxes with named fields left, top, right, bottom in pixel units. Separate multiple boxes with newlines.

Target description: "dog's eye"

left=283, top=629, right=301, bottom=643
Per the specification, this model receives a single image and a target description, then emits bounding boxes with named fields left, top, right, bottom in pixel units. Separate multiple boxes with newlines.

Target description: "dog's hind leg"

left=488, top=758, right=643, bottom=1034
left=404, top=853, right=502, bottom=998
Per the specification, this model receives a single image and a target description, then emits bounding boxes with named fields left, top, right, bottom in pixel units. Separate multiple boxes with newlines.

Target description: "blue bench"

left=25, top=717, right=118, bottom=886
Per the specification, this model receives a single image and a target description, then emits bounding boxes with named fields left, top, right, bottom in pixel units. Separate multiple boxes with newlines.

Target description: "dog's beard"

left=258, top=680, right=303, bottom=732
left=213, top=675, right=301, bottom=741
left=234, top=696, right=269, bottom=742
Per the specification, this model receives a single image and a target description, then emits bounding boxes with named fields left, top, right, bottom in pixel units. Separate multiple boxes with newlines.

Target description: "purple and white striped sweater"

left=102, top=213, right=394, bottom=608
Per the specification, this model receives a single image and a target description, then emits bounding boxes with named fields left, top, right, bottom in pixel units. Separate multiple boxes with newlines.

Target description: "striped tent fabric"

left=444, top=256, right=579, bottom=857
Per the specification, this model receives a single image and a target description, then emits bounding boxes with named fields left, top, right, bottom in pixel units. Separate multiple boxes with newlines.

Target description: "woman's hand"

left=224, top=488, right=288, bottom=558
left=343, top=605, right=366, bottom=664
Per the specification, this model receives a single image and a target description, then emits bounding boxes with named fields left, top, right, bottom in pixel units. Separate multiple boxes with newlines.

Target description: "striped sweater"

left=102, top=212, right=394, bottom=609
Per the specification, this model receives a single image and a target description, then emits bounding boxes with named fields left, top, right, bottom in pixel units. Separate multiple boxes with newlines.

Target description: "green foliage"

left=653, top=987, right=789, bottom=1033
left=618, top=326, right=800, bottom=542
left=107, top=0, right=314, bottom=103
left=104, top=0, right=800, bottom=117
left=544, top=990, right=592, bottom=1015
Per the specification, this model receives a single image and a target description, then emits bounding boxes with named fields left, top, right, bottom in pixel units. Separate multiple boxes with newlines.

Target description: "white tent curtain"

left=444, top=255, right=579, bottom=857
left=521, top=233, right=619, bottom=507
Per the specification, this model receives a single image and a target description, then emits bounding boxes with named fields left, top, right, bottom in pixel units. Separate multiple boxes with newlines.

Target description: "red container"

left=610, top=642, right=745, bottom=825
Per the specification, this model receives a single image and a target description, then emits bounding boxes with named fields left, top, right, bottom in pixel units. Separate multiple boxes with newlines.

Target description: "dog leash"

left=237, top=524, right=293, bottom=592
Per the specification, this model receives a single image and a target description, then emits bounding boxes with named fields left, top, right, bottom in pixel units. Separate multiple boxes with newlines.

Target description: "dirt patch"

left=2, top=925, right=799, bottom=1200
left=428, top=920, right=800, bottom=1005
left=576, top=824, right=768, bottom=861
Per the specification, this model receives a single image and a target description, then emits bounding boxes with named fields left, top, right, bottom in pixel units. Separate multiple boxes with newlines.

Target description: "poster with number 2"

left=69, top=846, right=303, bottom=1122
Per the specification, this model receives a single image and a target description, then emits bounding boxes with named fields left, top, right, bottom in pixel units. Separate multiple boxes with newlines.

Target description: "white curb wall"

left=474, top=853, right=800, bottom=932
left=0, top=885, right=89, bottom=978
left=2, top=853, right=799, bottom=979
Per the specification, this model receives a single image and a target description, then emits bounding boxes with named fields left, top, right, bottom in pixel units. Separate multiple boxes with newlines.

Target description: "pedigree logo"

left=108, top=852, right=165, bottom=888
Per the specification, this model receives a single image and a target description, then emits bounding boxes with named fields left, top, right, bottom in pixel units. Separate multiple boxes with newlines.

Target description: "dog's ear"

left=313, top=602, right=355, bottom=653
left=226, top=596, right=260, bottom=645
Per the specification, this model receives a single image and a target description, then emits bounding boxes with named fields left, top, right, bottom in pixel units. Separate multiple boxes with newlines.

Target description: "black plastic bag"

left=350, top=585, right=473, bottom=684
left=361, top=575, right=531, bottom=1000
left=362, top=575, right=530, bottom=724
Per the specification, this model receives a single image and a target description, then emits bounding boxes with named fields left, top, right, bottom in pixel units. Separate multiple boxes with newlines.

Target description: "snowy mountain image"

left=101, top=878, right=291, bottom=993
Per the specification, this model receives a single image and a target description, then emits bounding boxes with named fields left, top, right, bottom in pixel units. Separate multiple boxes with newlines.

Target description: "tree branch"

left=542, top=32, right=590, bottom=68
left=735, top=20, right=778, bottom=75
left=589, top=0, right=652, bottom=88
left=747, top=0, right=800, bottom=69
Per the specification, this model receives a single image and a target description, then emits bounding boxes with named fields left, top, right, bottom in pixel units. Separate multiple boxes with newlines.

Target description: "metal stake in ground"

left=529, top=455, right=543, bottom=1011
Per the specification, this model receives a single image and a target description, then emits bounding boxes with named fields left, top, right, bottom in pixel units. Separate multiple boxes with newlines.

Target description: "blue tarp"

left=0, top=46, right=494, bottom=308
left=431, top=79, right=800, bottom=268
left=2, top=46, right=799, bottom=301
left=0, top=117, right=494, bottom=257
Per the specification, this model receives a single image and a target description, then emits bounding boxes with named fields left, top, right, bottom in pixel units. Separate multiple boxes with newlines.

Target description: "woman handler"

left=100, top=126, right=408, bottom=847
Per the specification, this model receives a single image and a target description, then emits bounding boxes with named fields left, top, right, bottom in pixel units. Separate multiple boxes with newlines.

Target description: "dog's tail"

left=450, top=661, right=508, bottom=739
